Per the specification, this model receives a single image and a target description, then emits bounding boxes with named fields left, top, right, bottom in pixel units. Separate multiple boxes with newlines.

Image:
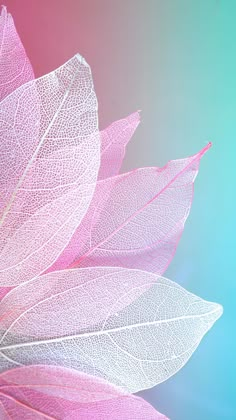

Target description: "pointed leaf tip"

left=215, top=303, right=223, bottom=319
left=127, top=110, right=141, bottom=124
left=75, top=53, right=89, bottom=67
left=199, top=141, right=212, bottom=157
left=188, top=142, right=212, bottom=163
left=0, top=6, right=7, bottom=16
left=57, top=141, right=211, bottom=273
left=0, top=4, right=34, bottom=101
left=0, top=267, right=223, bottom=393
left=137, top=109, right=141, bottom=121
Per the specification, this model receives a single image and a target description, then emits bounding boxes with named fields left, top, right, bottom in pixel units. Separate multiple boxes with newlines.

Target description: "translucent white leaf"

left=50, top=111, right=140, bottom=272
left=0, top=54, right=100, bottom=286
left=98, top=111, right=140, bottom=180
left=0, top=267, right=222, bottom=393
left=55, top=144, right=211, bottom=273
left=0, top=365, right=167, bottom=419
left=0, top=6, right=34, bottom=101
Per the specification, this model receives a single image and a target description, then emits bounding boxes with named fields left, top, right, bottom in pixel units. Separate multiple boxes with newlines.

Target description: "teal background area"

left=4, top=1, right=234, bottom=418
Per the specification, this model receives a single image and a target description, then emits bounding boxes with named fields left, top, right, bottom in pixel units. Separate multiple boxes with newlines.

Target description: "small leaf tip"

left=199, top=141, right=212, bottom=158
left=137, top=109, right=141, bottom=121
left=217, top=303, right=224, bottom=317
left=211, top=302, right=223, bottom=323
left=1, top=5, right=7, bottom=16
left=75, top=53, right=88, bottom=67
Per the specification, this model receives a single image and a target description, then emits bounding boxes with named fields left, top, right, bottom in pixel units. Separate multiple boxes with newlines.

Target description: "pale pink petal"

left=49, top=112, right=139, bottom=272
left=0, top=289, right=11, bottom=302
left=0, top=365, right=167, bottom=419
left=0, top=266, right=222, bottom=393
left=0, top=54, right=100, bottom=286
left=53, top=144, right=211, bottom=273
left=0, top=6, right=34, bottom=101
left=98, top=111, right=140, bottom=180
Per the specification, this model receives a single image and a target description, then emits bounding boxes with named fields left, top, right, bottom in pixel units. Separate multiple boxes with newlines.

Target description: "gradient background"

left=4, top=1, right=234, bottom=419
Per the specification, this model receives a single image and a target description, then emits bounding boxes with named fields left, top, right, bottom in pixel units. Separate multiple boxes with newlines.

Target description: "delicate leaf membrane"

left=51, top=111, right=140, bottom=271
left=0, top=54, right=100, bottom=286
left=0, top=6, right=34, bottom=101
left=98, top=111, right=140, bottom=180
left=0, top=365, right=168, bottom=419
left=55, top=144, right=211, bottom=274
left=0, top=267, right=222, bottom=393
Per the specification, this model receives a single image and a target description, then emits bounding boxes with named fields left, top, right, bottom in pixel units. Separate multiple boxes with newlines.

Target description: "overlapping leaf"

left=0, top=54, right=100, bottom=286
left=98, top=111, right=140, bottom=180
left=0, top=266, right=222, bottom=393
left=51, top=111, right=140, bottom=271
left=0, top=9, right=222, bottom=420
left=0, top=6, right=34, bottom=101
left=0, top=365, right=167, bottom=419
left=52, top=144, right=211, bottom=273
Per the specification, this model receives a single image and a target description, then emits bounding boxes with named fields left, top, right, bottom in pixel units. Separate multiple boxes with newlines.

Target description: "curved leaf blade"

left=58, top=144, right=211, bottom=273
left=0, top=365, right=167, bottom=419
left=98, top=111, right=140, bottom=180
left=0, top=267, right=222, bottom=393
left=0, top=55, right=100, bottom=286
left=50, top=111, right=140, bottom=272
left=0, top=6, right=34, bottom=101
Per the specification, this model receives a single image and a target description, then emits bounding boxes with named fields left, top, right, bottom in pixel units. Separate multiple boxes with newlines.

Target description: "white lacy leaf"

left=60, top=145, right=210, bottom=274
left=0, top=267, right=223, bottom=393
left=0, top=6, right=34, bottom=101
left=98, top=111, right=140, bottom=180
left=50, top=111, right=140, bottom=272
left=0, top=54, right=100, bottom=286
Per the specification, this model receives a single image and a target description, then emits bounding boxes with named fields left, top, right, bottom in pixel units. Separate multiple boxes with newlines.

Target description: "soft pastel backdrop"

left=3, top=1, right=234, bottom=419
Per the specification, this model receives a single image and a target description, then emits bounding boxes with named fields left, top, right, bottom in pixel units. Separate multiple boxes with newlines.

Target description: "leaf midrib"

left=0, top=306, right=221, bottom=352
left=71, top=143, right=211, bottom=267
left=0, top=57, right=80, bottom=228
